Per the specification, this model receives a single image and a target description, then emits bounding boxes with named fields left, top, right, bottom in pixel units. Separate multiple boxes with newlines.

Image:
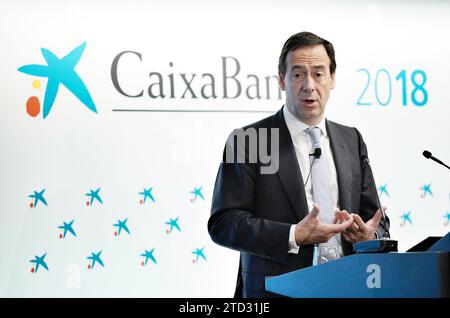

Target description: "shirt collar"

left=283, top=105, right=328, bottom=138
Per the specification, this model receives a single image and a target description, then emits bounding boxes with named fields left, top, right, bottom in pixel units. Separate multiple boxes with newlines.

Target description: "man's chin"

left=298, top=111, right=324, bottom=125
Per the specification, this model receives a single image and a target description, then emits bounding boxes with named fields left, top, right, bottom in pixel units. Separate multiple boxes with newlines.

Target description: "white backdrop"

left=1, top=0, right=449, bottom=297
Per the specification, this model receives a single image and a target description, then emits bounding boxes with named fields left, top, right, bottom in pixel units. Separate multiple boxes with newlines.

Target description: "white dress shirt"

left=283, top=106, right=340, bottom=254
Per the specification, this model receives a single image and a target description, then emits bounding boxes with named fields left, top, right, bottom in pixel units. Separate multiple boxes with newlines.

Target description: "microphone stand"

left=353, top=156, right=398, bottom=253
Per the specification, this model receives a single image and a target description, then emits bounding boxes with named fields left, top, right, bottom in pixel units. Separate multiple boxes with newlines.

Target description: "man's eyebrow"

left=290, top=65, right=327, bottom=71
left=290, top=65, right=306, bottom=71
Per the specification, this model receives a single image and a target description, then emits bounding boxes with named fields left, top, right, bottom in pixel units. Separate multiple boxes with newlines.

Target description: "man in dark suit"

left=208, top=32, right=390, bottom=298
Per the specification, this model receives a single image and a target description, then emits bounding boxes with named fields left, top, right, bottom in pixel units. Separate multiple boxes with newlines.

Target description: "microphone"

left=310, top=148, right=321, bottom=159
left=353, top=154, right=398, bottom=253
left=303, top=147, right=321, bottom=187
left=423, top=150, right=450, bottom=170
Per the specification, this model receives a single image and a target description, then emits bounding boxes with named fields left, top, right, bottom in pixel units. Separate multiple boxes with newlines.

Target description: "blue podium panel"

left=265, top=252, right=449, bottom=298
left=266, top=233, right=450, bottom=298
left=429, top=233, right=450, bottom=252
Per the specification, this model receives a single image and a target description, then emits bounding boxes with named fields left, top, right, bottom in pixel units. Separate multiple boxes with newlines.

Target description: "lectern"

left=265, top=232, right=450, bottom=298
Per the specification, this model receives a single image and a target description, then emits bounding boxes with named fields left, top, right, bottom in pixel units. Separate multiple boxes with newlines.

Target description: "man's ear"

left=278, top=72, right=286, bottom=91
left=331, top=72, right=336, bottom=89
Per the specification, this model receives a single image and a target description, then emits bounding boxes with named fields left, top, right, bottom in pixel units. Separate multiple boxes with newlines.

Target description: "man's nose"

left=302, top=75, right=315, bottom=92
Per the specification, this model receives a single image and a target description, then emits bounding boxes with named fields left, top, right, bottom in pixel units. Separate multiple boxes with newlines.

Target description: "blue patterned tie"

left=308, top=127, right=340, bottom=265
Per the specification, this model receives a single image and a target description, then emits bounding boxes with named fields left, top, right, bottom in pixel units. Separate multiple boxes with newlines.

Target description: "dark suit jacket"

left=208, top=107, right=390, bottom=298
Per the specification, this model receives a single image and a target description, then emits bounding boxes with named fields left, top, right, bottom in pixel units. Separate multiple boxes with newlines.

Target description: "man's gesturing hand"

left=295, top=203, right=354, bottom=245
left=334, top=208, right=384, bottom=243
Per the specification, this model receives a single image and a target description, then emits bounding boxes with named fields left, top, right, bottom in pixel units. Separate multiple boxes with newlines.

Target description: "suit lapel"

left=273, top=109, right=309, bottom=220
left=326, top=120, right=352, bottom=211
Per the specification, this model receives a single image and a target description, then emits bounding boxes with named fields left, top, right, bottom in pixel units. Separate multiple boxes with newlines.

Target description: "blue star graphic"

left=113, top=218, right=130, bottom=236
left=165, top=217, right=181, bottom=233
left=400, top=211, right=413, bottom=225
left=139, top=187, right=155, bottom=204
left=444, top=212, right=450, bottom=226
left=192, top=247, right=207, bottom=263
left=140, top=248, right=157, bottom=265
left=87, top=251, right=104, bottom=269
left=86, top=188, right=103, bottom=206
left=18, top=42, right=97, bottom=118
left=378, top=183, right=390, bottom=197
left=190, top=186, right=205, bottom=202
left=29, top=189, right=48, bottom=207
left=30, top=253, right=49, bottom=272
left=420, top=184, right=433, bottom=197
left=58, top=220, right=76, bottom=238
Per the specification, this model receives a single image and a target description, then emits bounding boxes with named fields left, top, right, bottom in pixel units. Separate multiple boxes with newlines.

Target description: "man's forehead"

left=286, top=46, right=330, bottom=67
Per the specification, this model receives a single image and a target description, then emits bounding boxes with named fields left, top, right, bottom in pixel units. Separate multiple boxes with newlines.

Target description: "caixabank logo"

left=17, top=42, right=97, bottom=119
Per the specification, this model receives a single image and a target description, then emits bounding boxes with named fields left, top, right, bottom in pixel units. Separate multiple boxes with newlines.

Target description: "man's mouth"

left=302, top=98, right=317, bottom=106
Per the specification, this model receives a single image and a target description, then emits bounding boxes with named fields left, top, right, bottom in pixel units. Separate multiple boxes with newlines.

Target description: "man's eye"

left=316, top=73, right=324, bottom=77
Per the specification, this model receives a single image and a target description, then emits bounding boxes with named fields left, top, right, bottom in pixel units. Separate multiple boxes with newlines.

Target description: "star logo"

left=58, top=220, right=76, bottom=239
left=87, top=251, right=104, bottom=269
left=165, top=217, right=181, bottom=234
left=400, top=211, right=413, bottom=226
left=139, top=187, right=155, bottom=205
left=190, top=186, right=205, bottom=202
left=28, top=189, right=48, bottom=208
left=85, top=188, right=103, bottom=206
left=420, top=184, right=433, bottom=198
left=30, top=253, right=49, bottom=273
left=18, top=42, right=97, bottom=119
left=378, top=183, right=390, bottom=197
left=140, top=248, right=157, bottom=266
left=443, top=212, right=450, bottom=226
left=192, top=247, right=206, bottom=264
left=113, top=218, right=130, bottom=236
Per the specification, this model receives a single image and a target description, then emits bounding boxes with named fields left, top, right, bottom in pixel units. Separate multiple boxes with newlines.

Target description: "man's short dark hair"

left=278, top=31, right=336, bottom=77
